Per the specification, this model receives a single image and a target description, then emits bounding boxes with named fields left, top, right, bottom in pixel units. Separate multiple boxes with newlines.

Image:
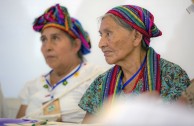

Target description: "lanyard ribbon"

left=45, top=63, right=82, bottom=91
left=121, top=56, right=146, bottom=90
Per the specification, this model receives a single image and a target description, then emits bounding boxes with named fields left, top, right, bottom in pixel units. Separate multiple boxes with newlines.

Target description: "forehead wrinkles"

left=100, top=17, right=120, bottom=34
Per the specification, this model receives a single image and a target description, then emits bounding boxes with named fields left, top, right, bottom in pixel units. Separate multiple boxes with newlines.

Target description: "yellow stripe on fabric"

left=149, top=49, right=154, bottom=90
left=43, top=23, right=77, bottom=39
left=111, top=71, right=122, bottom=104
left=122, top=6, right=145, bottom=28
left=147, top=50, right=152, bottom=91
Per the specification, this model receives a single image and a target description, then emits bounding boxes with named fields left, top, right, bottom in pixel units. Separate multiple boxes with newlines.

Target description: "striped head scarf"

left=107, top=5, right=162, bottom=47
left=33, top=4, right=91, bottom=55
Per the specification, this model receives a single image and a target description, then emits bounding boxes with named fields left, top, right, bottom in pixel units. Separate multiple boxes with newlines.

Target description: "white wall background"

left=0, top=0, right=194, bottom=98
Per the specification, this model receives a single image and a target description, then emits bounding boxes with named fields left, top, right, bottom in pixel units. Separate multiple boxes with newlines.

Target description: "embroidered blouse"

left=78, top=58, right=190, bottom=114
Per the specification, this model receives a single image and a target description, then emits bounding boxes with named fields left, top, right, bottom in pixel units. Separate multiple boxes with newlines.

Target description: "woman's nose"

left=44, top=41, right=53, bottom=51
left=98, top=37, right=107, bottom=49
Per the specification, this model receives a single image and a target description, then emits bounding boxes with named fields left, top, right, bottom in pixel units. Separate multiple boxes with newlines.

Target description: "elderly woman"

left=78, top=5, right=191, bottom=123
left=16, top=4, right=104, bottom=123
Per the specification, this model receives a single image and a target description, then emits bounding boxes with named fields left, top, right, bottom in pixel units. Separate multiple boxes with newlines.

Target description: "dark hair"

left=64, top=32, right=84, bottom=61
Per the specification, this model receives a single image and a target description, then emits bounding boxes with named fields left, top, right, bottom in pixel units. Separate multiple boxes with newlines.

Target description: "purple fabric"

left=0, top=118, right=37, bottom=125
left=33, top=4, right=91, bottom=55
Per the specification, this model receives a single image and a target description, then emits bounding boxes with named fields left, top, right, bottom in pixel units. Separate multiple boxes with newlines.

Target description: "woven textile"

left=33, top=4, right=91, bottom=55
left=107, top=5, right=162, bottom=47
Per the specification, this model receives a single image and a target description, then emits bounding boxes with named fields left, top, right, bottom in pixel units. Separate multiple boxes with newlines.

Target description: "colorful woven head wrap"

left=33, top=4, right=91, bottom=55
left=107, top=5, right=162, bottom=47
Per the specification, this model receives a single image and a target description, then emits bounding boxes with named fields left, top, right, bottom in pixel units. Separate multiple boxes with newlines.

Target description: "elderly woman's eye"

left=106, top=32, right=111, bottom=37
left=40, top=37, right=46, bottom=43
left=53, top=36, right=58, bottom=40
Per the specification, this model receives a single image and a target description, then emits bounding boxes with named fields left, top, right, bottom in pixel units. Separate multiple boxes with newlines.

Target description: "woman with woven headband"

left=79, top=5, right=191, bottom=123
left=16, top=4, right=105, bottom=123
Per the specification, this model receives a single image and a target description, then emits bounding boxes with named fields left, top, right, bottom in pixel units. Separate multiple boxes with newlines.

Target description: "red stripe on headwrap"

left=108, top=10, right=151, bottom=38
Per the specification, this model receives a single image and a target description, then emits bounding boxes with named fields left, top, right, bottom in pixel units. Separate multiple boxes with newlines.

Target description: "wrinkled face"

left=41, top=27, right=79, bottom=69
left=98, top=16, right=137, bottom=65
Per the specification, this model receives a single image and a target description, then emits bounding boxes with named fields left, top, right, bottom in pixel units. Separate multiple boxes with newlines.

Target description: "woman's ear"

left=133, top=30, right=143, bottom=46
left=73, top=38, right=82, bottom=53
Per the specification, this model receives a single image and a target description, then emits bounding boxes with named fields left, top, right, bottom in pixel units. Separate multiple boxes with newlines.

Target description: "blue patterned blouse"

left=79, top=58, right=190, bottom=114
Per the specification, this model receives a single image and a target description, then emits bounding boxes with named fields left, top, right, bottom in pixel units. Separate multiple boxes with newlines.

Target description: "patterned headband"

left=107, top=5, right=162, bottom=47
left=33, top=4, right=91, bottom=55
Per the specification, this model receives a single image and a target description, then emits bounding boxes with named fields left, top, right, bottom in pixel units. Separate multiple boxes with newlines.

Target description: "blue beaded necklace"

left=44, top=63, right=82, bottom=91
left=121, top=56, right=146, bottom=90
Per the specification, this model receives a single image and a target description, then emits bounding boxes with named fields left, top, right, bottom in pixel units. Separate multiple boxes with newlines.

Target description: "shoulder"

left=90, top=67, right=113, bottom=87
left=19, top=74, right=46, bottom=103
left=26, top=76, right=43, bottom=84
left=160, top=58, right=188, bottom=77
left=159, top=58, right=190, bottom=85
left=82, top=62, right=108, bottom=72
left=159, top=58, right=190, bottom=100
left=81, top=62, right=110, bottom=78
left=159, top=58, right=191, bottom=90
left=160, top=58, right=181, bottom=69
left=80, top=66, right=112, bottom=91
left=22, top=74, right=47, bottom=92
left=160, top=58, right=190, bottom=80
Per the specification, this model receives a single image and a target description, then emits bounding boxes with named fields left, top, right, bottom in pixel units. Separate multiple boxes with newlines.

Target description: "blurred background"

left=0, top=0, right=194, bottom=98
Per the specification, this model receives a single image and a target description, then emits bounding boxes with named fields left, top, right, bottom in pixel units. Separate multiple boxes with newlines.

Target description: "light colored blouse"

left=19, top=63, right=105, bottom=123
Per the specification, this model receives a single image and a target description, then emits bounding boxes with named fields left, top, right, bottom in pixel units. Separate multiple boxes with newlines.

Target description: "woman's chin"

left=47, top=63, right=57, bottom=69
left=105, top=58, right=115, bottom=65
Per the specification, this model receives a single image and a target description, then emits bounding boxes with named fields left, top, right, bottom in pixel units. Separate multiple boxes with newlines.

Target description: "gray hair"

left=101, top=13, right=134, bottom=32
